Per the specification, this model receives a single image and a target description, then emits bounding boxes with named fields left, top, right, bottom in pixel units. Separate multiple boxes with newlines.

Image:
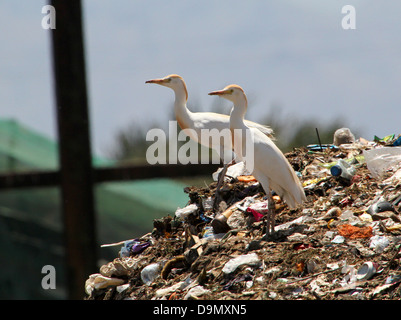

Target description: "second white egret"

left=209, top=84, right=306, bottom=238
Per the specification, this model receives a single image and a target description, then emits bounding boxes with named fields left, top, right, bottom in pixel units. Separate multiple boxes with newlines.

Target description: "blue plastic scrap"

left=393, top=136, right=401, bottom=146
left=119, top=239, right=151, bottom=257
left=307, top=144, right=339, bottom=152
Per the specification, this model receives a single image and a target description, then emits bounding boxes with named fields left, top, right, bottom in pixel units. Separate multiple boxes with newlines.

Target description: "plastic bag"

left=175, top=203, right=198, bottom=219
left=363, top=147, right=401, bottom=179
left=222, top=253, right=261, bottom=274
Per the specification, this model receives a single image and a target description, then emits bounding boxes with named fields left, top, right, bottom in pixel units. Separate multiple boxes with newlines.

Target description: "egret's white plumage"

left=209, top=84, right=306, bottom=237
left=146, top=74, right=274, bottom=162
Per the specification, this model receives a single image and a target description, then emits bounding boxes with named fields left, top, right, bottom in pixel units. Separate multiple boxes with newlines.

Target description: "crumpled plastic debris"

left=222, top=253, right=261, bottom=274
left=141, top=262, right=164, bottom=285
left=275, top=215, right=314, bottom=231
left=331, top=235, right=345, bottom=244
left=223, top=273, right=253, bottom=291
left=363, top=147, right=401, bottom=179
left=246, top=201, right=268, bottom=221
left=175, top=203, right=198, bottom=219
left=119, top=239, right=151, bottom=257
left=212, top=161, right=250, bottom=181
left=333, top=128, right=355, bottom=146
left=184, top=285, right=211, bottom=300
left=85, top=274, right=125, bottom=295
left=369, top=235, right=390, bottom=253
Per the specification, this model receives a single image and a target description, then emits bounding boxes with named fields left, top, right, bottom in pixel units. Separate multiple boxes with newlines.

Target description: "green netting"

left=0, top=119, right=58, bottom=171
left=0, top=118, right=112, bottom=171
left=0, top=118, right=190, bottom=298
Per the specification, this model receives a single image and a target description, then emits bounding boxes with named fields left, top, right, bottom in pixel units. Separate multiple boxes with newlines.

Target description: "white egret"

left=146, top=75, right=274, bottom=205
left=209, top=84, right=306, bottom=238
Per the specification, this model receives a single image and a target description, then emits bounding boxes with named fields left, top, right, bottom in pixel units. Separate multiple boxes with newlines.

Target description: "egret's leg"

left=213, top=159, right=236, bottom=210
left=264, top=190, right=276, bottom=239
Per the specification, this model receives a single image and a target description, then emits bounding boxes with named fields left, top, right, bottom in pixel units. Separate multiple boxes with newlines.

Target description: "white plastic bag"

left=175, top=203, right=198, bottom=219
left=222, top=253, right=261, bottom=274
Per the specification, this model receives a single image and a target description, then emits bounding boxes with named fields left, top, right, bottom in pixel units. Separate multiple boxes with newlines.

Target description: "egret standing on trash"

left=146, top=74, right=274, bottom=204
left=145, top=74, right=273, bottom=158
left=209, top=84, right=306, bottom=238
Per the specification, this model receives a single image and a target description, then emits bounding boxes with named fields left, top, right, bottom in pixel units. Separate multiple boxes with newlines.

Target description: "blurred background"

left=0, top=0, right=400, bottom=299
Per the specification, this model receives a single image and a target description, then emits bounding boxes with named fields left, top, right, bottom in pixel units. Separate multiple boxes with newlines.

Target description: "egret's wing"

left=245, top=120, right=275, bottom=140
left=191, top=112, right=274, bottom=138
left=249, top=129, right=306, bottom=208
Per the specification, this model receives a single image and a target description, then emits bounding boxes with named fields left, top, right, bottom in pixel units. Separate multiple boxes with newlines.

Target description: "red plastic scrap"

left=339, top=197, right=352, bottom=207
left=351, top=175, right=362, bottom=184
left=246, top=208, right=264, bottom=221
left=337, top=224, right=373, bottom=239
left=293, top=243, right=312, bottom=251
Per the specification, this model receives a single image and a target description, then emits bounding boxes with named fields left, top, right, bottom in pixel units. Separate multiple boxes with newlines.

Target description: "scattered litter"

left=212, top=161, right=250, bottom=181
left=222, top=253, right=261, bottom=274
left=385, top=274, right=401, bottom=285
left=141, top=262, right=164, bottom=285
left=246, top=201, right=269, bottom=222
left=330, top=159, right=356, bottom=181
left=287, top=233, right=308, bottom=242
left=337, top=224, right=373, bottom=239
left=367, top=201, right=395, bottom=214
left=356, top=262, right=378, bottom=281
left=85, top=274, right=125, bottom=295
left=116, top=239, right=151, bottom=257
left=184, top=285, right=211, bottom=300
left=363, top=147, right=401, bottom=179
left=369, top=235, right=390, bottom=253
left=331, top=235, right=345, bottom=244
left=175, top=203, right=198, bottom=219
left=155, top=282, right=184, bottom=299
left=333, top=128, right=355, bottom=146
left=86, top=134, right=401, bottom=300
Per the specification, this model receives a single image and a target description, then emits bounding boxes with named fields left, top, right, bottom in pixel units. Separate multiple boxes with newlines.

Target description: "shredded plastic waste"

left=337, top=224, right=373, bottom=239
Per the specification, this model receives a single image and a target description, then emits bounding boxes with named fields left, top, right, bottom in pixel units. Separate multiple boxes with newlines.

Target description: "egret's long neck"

left=229, top=97, right=248, bottom=130
left=229, top=96, right=249, bottom=162
left=173, top=84, right=193, bottom=130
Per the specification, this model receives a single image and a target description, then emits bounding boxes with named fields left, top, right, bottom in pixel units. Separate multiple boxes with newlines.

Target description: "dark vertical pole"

left=50, top=0, right=97, bottom=299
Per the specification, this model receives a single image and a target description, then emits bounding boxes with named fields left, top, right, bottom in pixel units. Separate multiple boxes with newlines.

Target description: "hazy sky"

left=1, top=1, right=400, bottom=158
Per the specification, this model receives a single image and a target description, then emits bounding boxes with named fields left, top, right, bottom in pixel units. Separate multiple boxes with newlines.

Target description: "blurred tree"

left=260, top=103, right=360, bottom=152
left=108, top=122, right=155, bottom=163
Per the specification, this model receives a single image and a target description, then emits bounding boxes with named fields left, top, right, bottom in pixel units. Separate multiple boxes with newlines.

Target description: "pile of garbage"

left=85, top=131, right=401, bottom=300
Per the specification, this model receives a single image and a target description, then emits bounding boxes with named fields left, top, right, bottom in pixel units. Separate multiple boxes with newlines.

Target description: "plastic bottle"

left=140, top=262, right=163, bottom=285
left=330, top=159, right=356, bottom=180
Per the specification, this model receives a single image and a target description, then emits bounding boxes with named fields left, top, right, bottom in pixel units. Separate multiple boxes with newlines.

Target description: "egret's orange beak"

left=208, top=89, right=228, bottom=96
left=145, top=78, right=168, bottom=84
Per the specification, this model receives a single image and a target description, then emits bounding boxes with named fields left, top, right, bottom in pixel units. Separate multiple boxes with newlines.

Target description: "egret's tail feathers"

left=281, top=187, right=306, bottom=209
left=245, top=121, right=275, bottom=140
left=270, top=179, right=306, bottom=210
